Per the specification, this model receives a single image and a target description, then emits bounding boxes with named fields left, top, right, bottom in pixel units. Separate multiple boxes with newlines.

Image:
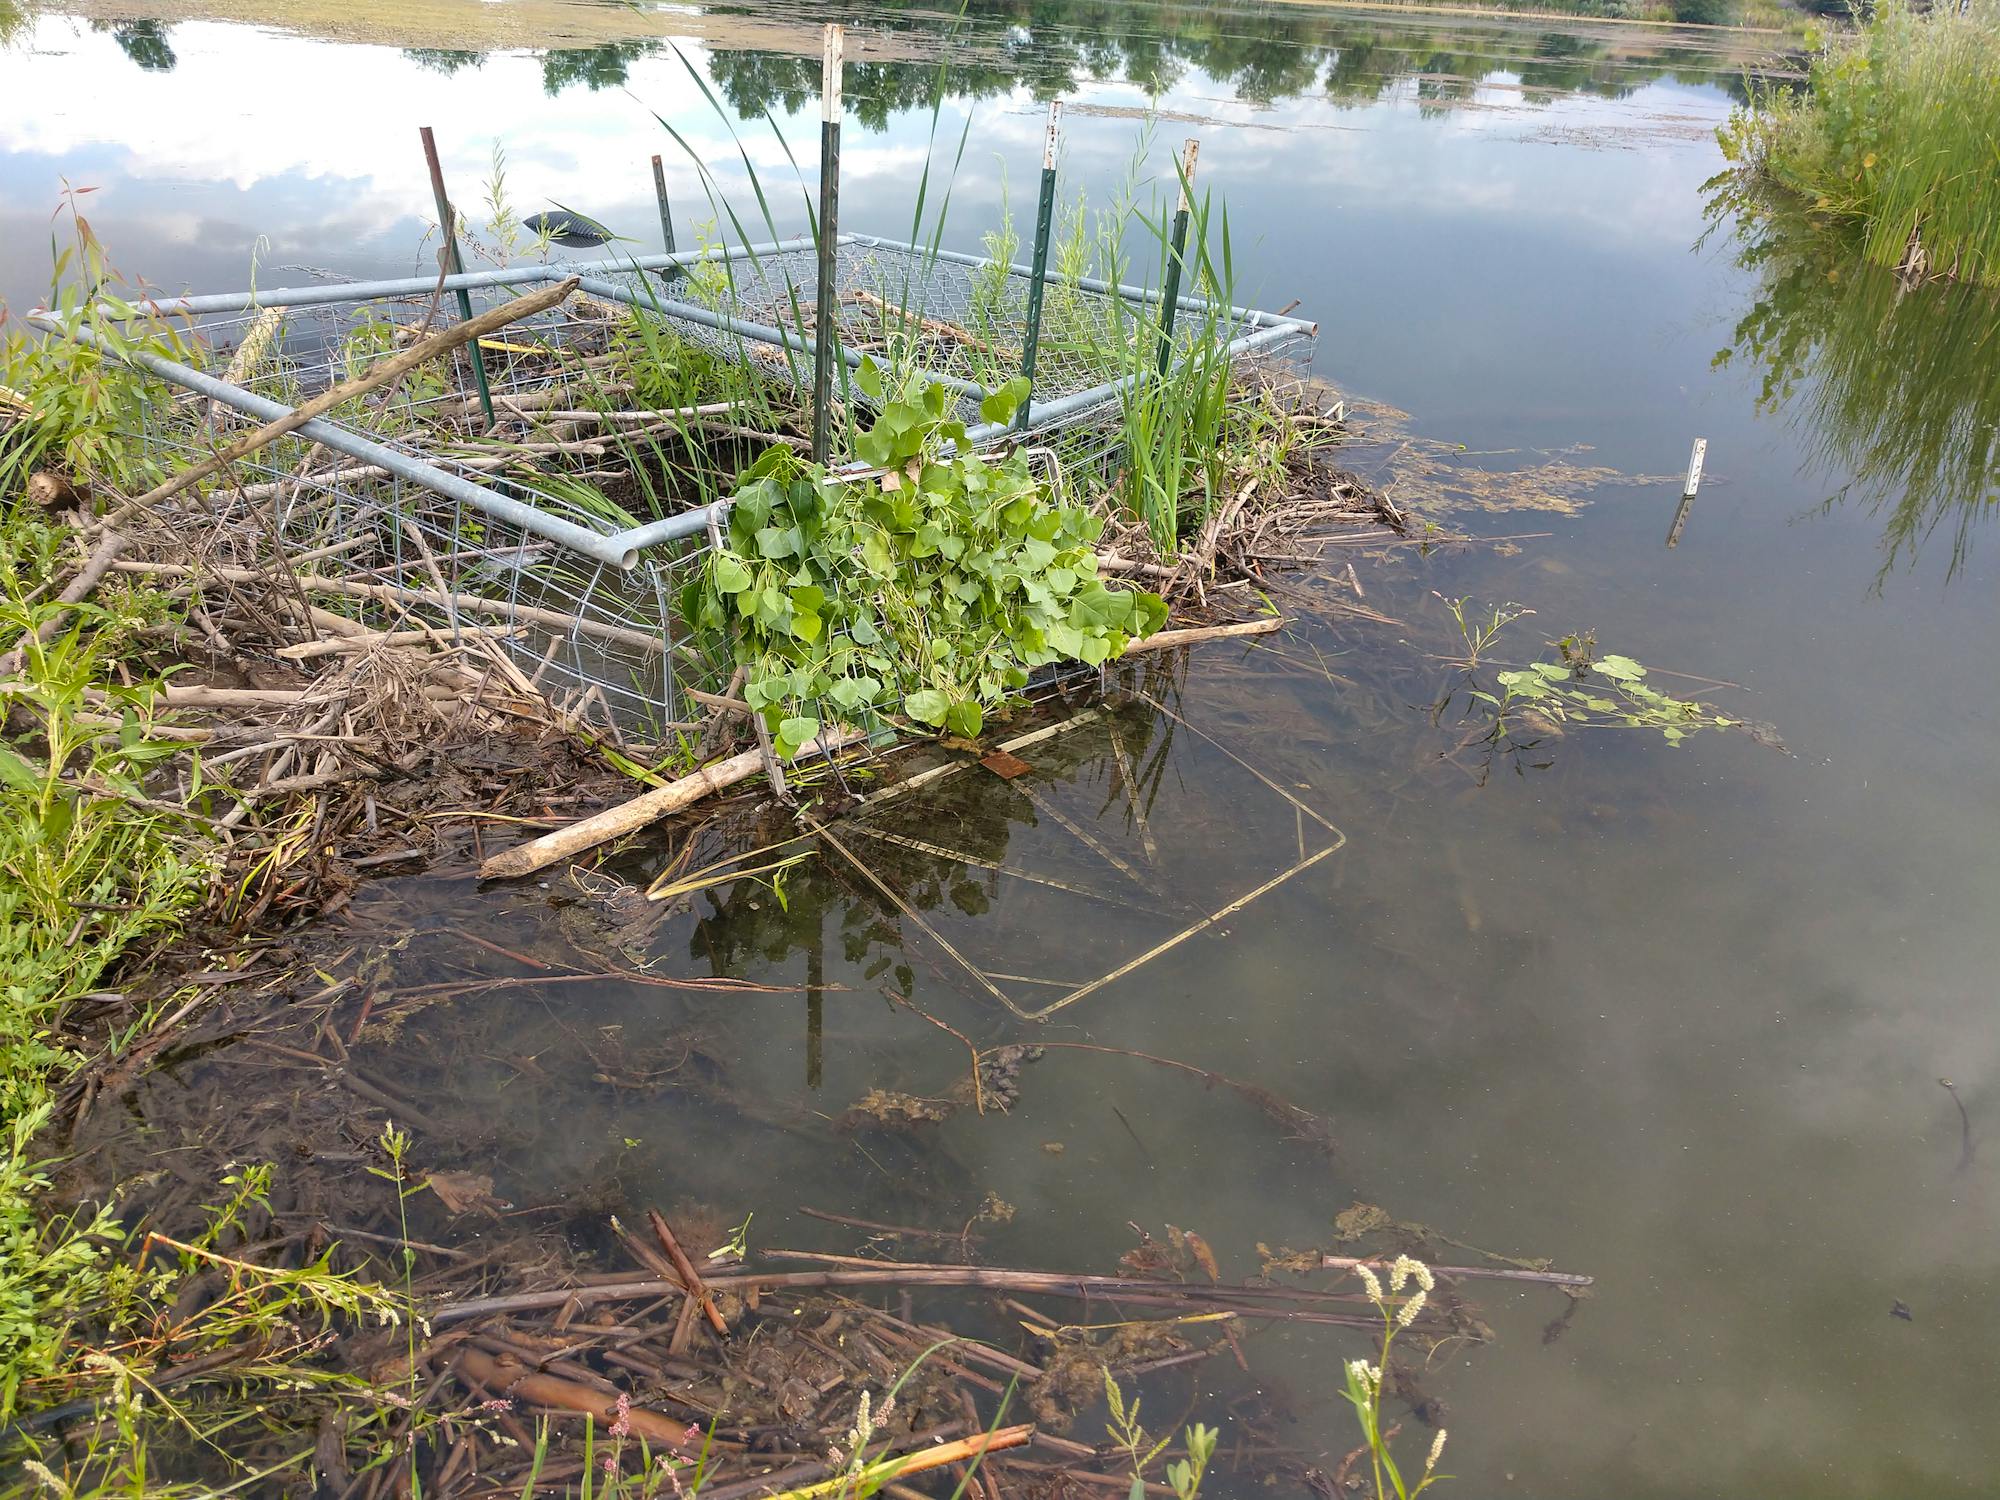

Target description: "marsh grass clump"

left=1717, top=1, right=2000, bottom=286
left=0, top=584, right=211, bottom=1422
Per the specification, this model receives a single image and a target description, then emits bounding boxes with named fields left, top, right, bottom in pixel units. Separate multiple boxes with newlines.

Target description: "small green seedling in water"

left=709, top=1212, right=753, bottom=1262
left=1104, top=1371, right=1217, bottom=1500
left=1168, top=1423, right=1218, bottom=1500
left=1436, top=593, right=1532, bottom=667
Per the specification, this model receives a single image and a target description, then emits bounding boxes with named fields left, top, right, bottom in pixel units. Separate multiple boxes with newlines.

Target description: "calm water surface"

left=6, top=4, right=1998, bottom=1495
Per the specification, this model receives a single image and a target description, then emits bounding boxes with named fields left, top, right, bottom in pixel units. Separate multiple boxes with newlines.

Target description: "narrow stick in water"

left=477, top=726, right=866, bottom=881
left=1122, top=616, right=1282, bottom=653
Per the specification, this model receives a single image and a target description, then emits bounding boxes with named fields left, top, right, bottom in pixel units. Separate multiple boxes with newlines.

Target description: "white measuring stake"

left=1683, top=437, right=1708, bottom=498
left=1666, top=437, right=1708, bottom=548
left=822, top=24, right=844, bottom=124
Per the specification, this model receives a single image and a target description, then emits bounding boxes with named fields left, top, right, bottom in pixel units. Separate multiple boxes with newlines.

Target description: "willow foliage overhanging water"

left=1710, top=191, right=2000, bottom=583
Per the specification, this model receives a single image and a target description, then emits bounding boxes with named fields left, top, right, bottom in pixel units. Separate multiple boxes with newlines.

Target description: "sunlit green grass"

left=1720, top=1, right=2000, bottom=286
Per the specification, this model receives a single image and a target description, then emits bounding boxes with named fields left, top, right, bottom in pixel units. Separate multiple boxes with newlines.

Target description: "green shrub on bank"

left=1718, top=1, right=2000, bottom=286
left=0, top=563, right=209, bottom=1419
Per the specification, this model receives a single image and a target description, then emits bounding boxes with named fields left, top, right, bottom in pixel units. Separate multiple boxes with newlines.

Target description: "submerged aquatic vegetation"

left=1437, top=594, right=1531, bottom=667
left=1483, top=652, right=1737, bottom=745
left=1716, top=1, right=2000, bottom=286
left=1429, top=596, right=1772, bottom=768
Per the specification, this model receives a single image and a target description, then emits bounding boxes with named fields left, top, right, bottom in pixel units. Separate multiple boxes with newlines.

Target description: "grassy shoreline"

left=1718, top=0, right=2000, bottom=287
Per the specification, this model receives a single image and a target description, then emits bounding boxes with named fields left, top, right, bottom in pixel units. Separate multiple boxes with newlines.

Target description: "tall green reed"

left=1107, top=145, right=1239, bottom=555
left=1719, top=0, right=2000, bottom=286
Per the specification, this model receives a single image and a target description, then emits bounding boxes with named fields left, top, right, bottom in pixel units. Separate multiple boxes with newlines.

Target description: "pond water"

left=8, top=2, right=2000, bottom=1496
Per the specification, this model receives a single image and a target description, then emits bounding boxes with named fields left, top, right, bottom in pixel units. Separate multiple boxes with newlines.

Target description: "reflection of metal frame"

left=813, top=695, right=1345, bottom=1023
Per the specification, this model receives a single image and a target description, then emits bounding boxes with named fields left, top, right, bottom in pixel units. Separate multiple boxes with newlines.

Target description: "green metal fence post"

left=812, top=23, right=844, bottom=466
left=419, top=126, right=496, bottom=430
left=1154, top=137, right=1200, bottom=379
left=1016, top=99, right=1063, bottom=433
left=650, top=153, right=677, bottom=255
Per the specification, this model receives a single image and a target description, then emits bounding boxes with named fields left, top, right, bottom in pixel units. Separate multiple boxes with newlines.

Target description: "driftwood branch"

left=439, top=1262, right=1366, bottom=1325
left=846, top=288, right=1013, bottom=358
left=477, top=727, right=866, bottom=881
left=453, top=1346, right=705, bottom=1455
left=648, top=1208, right=728, bottom=1336
left=103, top=276, right=582, bottom=527
left=1122, top=617, right=1283, bottom=653
left=1320, top=1254, right=1594, bottom=1288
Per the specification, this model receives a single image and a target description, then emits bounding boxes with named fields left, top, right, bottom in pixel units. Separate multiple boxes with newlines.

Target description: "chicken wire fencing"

left=43, top=235, right=1316, bottom=734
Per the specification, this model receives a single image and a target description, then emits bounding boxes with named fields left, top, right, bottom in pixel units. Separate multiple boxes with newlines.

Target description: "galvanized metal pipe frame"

left=57, top=231, right=1315, bottom=562
left=33, top=314, right=645, bottom=571
left=90, top=239, right=819, bottom=319
left=844, top=233, right=1319, bottom=337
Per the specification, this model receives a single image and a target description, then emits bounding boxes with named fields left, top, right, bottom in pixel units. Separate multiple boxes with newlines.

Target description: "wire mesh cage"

left=592, top=235, right=1314, bottom=439
left=53, top=236, right=1316, bottom=736
left=109, top=287, right=722, bottom=740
